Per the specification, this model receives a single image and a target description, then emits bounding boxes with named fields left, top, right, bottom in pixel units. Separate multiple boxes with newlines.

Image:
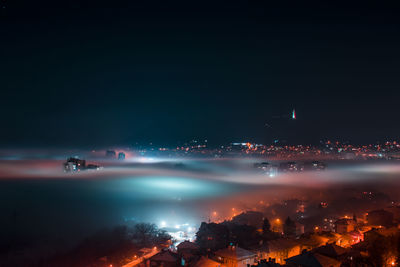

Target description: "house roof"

left=351, top=241, right=369, bottom=251
left=177, top=240, right=200, bottom=250
left=335, top=218, right=355, bottom=225
left=215, top=246, right=256, bottom=261
left=267, top=239, right=299, bottom=252
left=313, top=253, right=341, bottom=267
left=150, top=250, right=178, bottom=262
left=313, top=243, right=348, bottom=258
left=286, top=251, right=340, bottom=267
left=194, top=256, right=225, bottom=267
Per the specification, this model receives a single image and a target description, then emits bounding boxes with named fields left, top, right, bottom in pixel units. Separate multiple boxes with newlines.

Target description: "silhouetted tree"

left=262, top=218, right=271, bottom=232
left=367, top=233, right=399, bottom=267
left=131, top=223, right=170, bottom=247
left=48, top=225, right=134, bottom=267
left=368, top=235, right=386, bottom=267
left=283, top=217, right=296, bottom=236
left=195, top=222, right=229, bottom=251
left=231, top=211, right=263, bottom=228
left=229, top=224, right=260, bottom=248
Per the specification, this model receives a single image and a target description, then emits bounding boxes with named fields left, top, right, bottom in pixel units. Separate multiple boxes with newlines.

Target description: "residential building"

left=214, top=245, right=257, bottom=267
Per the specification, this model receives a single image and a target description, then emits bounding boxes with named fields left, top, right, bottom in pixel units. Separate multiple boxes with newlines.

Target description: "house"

left=266, top=239, right=301, bottom=264
left=312, top=243, right=347, bottom=259
left=334, top=218, right=356, bottom=234
left=177, top=241, right=199, bottom=254
left=148, top=250, right=179, bottom=267
left=63, top=157, right=86, bottom=172
left=214, top=245, right=257, bottom=267
left=285, top=251, right=341, bottom=267
left=298, top=232, right=340, bottom=251
left=177, top=241, right=200, bottom=265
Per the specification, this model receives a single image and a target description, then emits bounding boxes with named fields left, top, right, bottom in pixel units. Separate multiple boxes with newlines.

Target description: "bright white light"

left=160, top=221, right=167, bottom=227
left=137, top=157, right=155, bottom=163
left=175, top=224, right=180, bottom=229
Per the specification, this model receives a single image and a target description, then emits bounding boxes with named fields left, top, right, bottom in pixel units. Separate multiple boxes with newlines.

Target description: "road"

left=122, top=248, right=160, bottom=267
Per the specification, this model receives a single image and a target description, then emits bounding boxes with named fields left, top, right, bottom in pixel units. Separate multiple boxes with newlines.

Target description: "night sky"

left=2, top=1, right=400, bottom=147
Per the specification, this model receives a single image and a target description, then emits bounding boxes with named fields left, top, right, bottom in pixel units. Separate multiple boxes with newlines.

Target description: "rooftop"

left=286, top=251, right=341, bottom=267
left=215, top=246, right=256, bottom=261
left=194, top=256, right=226, bottom=267
left=149, top=250, right=178, bottom=263
left=177, top=241, right=200, bottom=250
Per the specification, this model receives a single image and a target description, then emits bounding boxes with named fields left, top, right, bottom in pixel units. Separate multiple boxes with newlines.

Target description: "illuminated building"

left=63, top=158, right=100, bottom=172
left=265, top=239, right=301, bottom=264
left=118, top=152, right=126, bottom=160
left=63, top=157, right=86, bottom=172
left=177, top=241, right=200, bottom=265
left=254, top=162, right=279, bottom=177
left=334, top=218, right=356, bottom=234
left=214, top=245, right=257, bottom=267
left=148, top=250, right=179, bottom=267
left=194, top=256, right=226, bottom=267
left=279, top=162, right=298, bottom=172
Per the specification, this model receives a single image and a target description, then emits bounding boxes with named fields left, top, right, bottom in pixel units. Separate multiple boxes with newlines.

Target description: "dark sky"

left=1, top=1, right=400, bottom=147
